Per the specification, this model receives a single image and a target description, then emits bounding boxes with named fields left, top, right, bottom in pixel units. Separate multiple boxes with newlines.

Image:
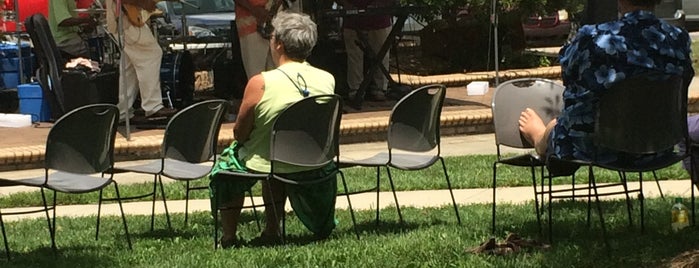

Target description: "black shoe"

left=148, top=107, right=177, bottom=118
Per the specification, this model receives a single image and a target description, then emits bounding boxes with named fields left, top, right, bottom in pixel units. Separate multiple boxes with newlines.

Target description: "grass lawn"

left=0, top=198, right=697, bottom=267
left=0, top=154, right=689, bottom=208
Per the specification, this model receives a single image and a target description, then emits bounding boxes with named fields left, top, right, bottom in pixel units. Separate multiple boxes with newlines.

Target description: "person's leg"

left=219, top=197, right=245, bottom=242
left=343, top=28, right=363, bottom=98
left=519, top=108, right=557, bottom=156
left=261, top=179, right=287, bottom=237
left=123, top=24, right=165, bottom=116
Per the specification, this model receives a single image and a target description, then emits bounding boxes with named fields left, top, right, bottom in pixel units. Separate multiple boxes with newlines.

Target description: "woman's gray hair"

left=271, top=11, right=318, bottom=61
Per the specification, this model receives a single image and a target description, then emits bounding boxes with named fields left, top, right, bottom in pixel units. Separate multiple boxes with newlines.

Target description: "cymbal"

left=74, top=8, right=106, bottom=14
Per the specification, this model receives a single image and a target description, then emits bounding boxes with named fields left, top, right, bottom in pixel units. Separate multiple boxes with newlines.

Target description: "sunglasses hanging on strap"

left=277, top=69, right=309, bottom=97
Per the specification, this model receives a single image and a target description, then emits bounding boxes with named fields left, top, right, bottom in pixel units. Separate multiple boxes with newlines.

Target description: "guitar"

left=122, top=0, right=165, bottom=27
left=257, top=0, right=288, bottom=39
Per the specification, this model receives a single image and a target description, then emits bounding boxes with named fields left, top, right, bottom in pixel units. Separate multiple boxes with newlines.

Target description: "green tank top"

left=238, top=61, right=335, bottom=173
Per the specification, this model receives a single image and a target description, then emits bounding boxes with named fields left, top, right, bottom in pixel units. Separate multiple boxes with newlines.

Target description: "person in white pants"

left=106, top=0, right=176, bottom=120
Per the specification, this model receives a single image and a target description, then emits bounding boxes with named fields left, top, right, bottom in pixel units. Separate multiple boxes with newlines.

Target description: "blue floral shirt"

left=553, top=10, right=695, bottom=163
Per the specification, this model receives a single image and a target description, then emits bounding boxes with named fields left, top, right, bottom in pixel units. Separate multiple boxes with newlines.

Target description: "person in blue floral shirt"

left=518, top=0, right=695, bottom=165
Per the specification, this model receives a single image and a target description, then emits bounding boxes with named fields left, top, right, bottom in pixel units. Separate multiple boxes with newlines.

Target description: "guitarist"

left=235, top=0, right=299, bottom=80
left=105, top=0, right=177, bottom=121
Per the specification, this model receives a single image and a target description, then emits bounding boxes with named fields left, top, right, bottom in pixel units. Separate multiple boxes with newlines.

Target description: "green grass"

left=0, top=154, right=689, bottom=208
left=0, top=199, right=697, bottom=267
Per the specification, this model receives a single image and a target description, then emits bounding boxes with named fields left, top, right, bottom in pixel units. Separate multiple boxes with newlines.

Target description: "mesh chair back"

left=492, top=78, right=564, bottom=148
left=387, top=84, right=445, bottom=152
left=595, top=74, right=685, bottom=154
left=45, top=104, right=119, bottom=174
left=25, top=13, right=66, bottom=116
left=163, top=100, right=228, bottom=163
left=270, top=95, right=342, bottom=168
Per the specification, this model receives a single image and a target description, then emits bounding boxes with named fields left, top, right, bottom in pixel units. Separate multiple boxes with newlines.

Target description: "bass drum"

left=160, top=50, right=194, bottom=109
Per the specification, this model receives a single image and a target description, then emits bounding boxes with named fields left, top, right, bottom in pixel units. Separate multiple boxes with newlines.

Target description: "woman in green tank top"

left=209, top=11, right=337, bottom=248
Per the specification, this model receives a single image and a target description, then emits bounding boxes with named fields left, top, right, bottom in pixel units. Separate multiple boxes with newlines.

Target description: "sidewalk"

left=0, top=133, right=694, bottom=222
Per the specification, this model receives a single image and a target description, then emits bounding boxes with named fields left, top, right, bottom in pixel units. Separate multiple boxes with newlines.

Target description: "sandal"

left=248, top=232, right=283, bottom=246
left=219, top=237, right=241, bottom=249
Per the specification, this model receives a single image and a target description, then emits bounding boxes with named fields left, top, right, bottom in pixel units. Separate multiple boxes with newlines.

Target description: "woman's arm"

left=233, top=74, right=265, bottom=143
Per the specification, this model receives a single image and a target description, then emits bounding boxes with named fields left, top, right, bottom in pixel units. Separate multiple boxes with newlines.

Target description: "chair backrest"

left=492, top=78, right=564, bottom=149
left=387, top=84, right=445, bottom=153
left=595, top=74, right=685, bottom=154
left=163, top=100, right=228, bottom=163
left=270, top=94, right=342, bottom=169
left=25, top=13, right=66, bottom=116
left=45, top=104, right=119, bottom=174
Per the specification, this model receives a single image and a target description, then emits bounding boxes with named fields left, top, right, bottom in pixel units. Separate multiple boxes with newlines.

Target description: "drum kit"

left=74, top=0, right=196, bottom=110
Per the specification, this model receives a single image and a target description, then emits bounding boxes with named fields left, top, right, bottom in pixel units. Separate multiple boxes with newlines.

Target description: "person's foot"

left=365, top=90, right=387, bottom=101
left=219, top=237, right=241, bottom=249
left=518, top=108, right=546, bottom=147
left=248, top=231, right=282, bottom=246
left=146, top=107, right=177, bottom=119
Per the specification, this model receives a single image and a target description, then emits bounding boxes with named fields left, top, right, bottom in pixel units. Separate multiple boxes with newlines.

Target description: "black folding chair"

left=546, top=73, right=687, bottom=243
left=0, top=104, right=127, bottom=258
left=108, top=100, right=228, bottom=232
left=339, top=84, right=461, bottom=225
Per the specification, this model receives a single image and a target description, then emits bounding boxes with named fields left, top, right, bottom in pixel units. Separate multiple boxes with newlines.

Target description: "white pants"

left=238, top=32, right=274, bottom=79
left=343, top=26, right=391, bottom=93
left=118, top=21, right=164, bottom=118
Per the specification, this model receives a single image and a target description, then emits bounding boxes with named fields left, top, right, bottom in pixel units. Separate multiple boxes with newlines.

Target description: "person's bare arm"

left=233, top=74, right=265, bottom=143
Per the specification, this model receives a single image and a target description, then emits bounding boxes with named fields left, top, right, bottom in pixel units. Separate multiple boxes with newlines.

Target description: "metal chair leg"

left=375, top=166, right=381, bottom=226
left=440, top=158, right=461, bottom=224
left=150, top=175, right=158, bottom=231
left=248, top=190, right=262, bottom=231
left=96, top=189, right=103, bottom=240
left=590, top=167, right=610, bottom=249
left=651, top=170, right=664, bottom=199
left=158, top=176, right=172, bottom=230
left=0, top=209, right=8, bottom=259
left=491, top=162, right=497, bottom=234
left=530, top=164, right=542, bottom=235
left=340, top=171, right=360, bottom=239
left=113, top=182, right=132, bottom=250
left=385, top=167, right=403, bottom=224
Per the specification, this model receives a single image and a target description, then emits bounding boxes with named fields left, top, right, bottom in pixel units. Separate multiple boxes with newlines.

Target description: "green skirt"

left=209, top=141, right=337, bottom=237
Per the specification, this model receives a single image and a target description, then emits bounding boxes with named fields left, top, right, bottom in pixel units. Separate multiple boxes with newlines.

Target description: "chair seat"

left=339, top=152, right=389, bottom=167
left=162, top=159, right=213, bottom=180
left=340, top=152, right=439, bottom=170
left=113, top=160, right=162, bottom=174
left=594, top=153, right=686, bottom=173
left=0, top=177, right=46, bottom=187
left=41, top=171, right=112, bottom=194
left=497, top=153, right=545, bottom=167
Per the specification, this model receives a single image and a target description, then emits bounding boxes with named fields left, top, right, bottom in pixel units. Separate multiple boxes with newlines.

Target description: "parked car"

left=522, top=10, right=571, bottom=47
left=156, top=0, right=235, bottom=40
left=656, top=0, right=699, bottom=31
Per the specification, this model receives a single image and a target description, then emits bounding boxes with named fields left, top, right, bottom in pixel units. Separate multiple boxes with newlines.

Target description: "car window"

left=172, top=0, right=234, bottom=15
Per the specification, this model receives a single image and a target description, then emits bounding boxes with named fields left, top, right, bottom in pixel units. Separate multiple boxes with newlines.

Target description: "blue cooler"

left=0, top=42, right=33, bottom=89
left=18, top=83, right=51, bottom=122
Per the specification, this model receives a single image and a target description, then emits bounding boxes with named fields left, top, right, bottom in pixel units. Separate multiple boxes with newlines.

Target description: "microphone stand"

left=12, top=0, right=24, bottom=85
left=115, top=0, right=132, bottom=140
left=491, top=0, right=499, bottom=87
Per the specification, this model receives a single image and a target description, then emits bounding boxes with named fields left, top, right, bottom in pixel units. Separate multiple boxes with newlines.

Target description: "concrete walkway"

left=0, top=133, right=694, bottom=222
